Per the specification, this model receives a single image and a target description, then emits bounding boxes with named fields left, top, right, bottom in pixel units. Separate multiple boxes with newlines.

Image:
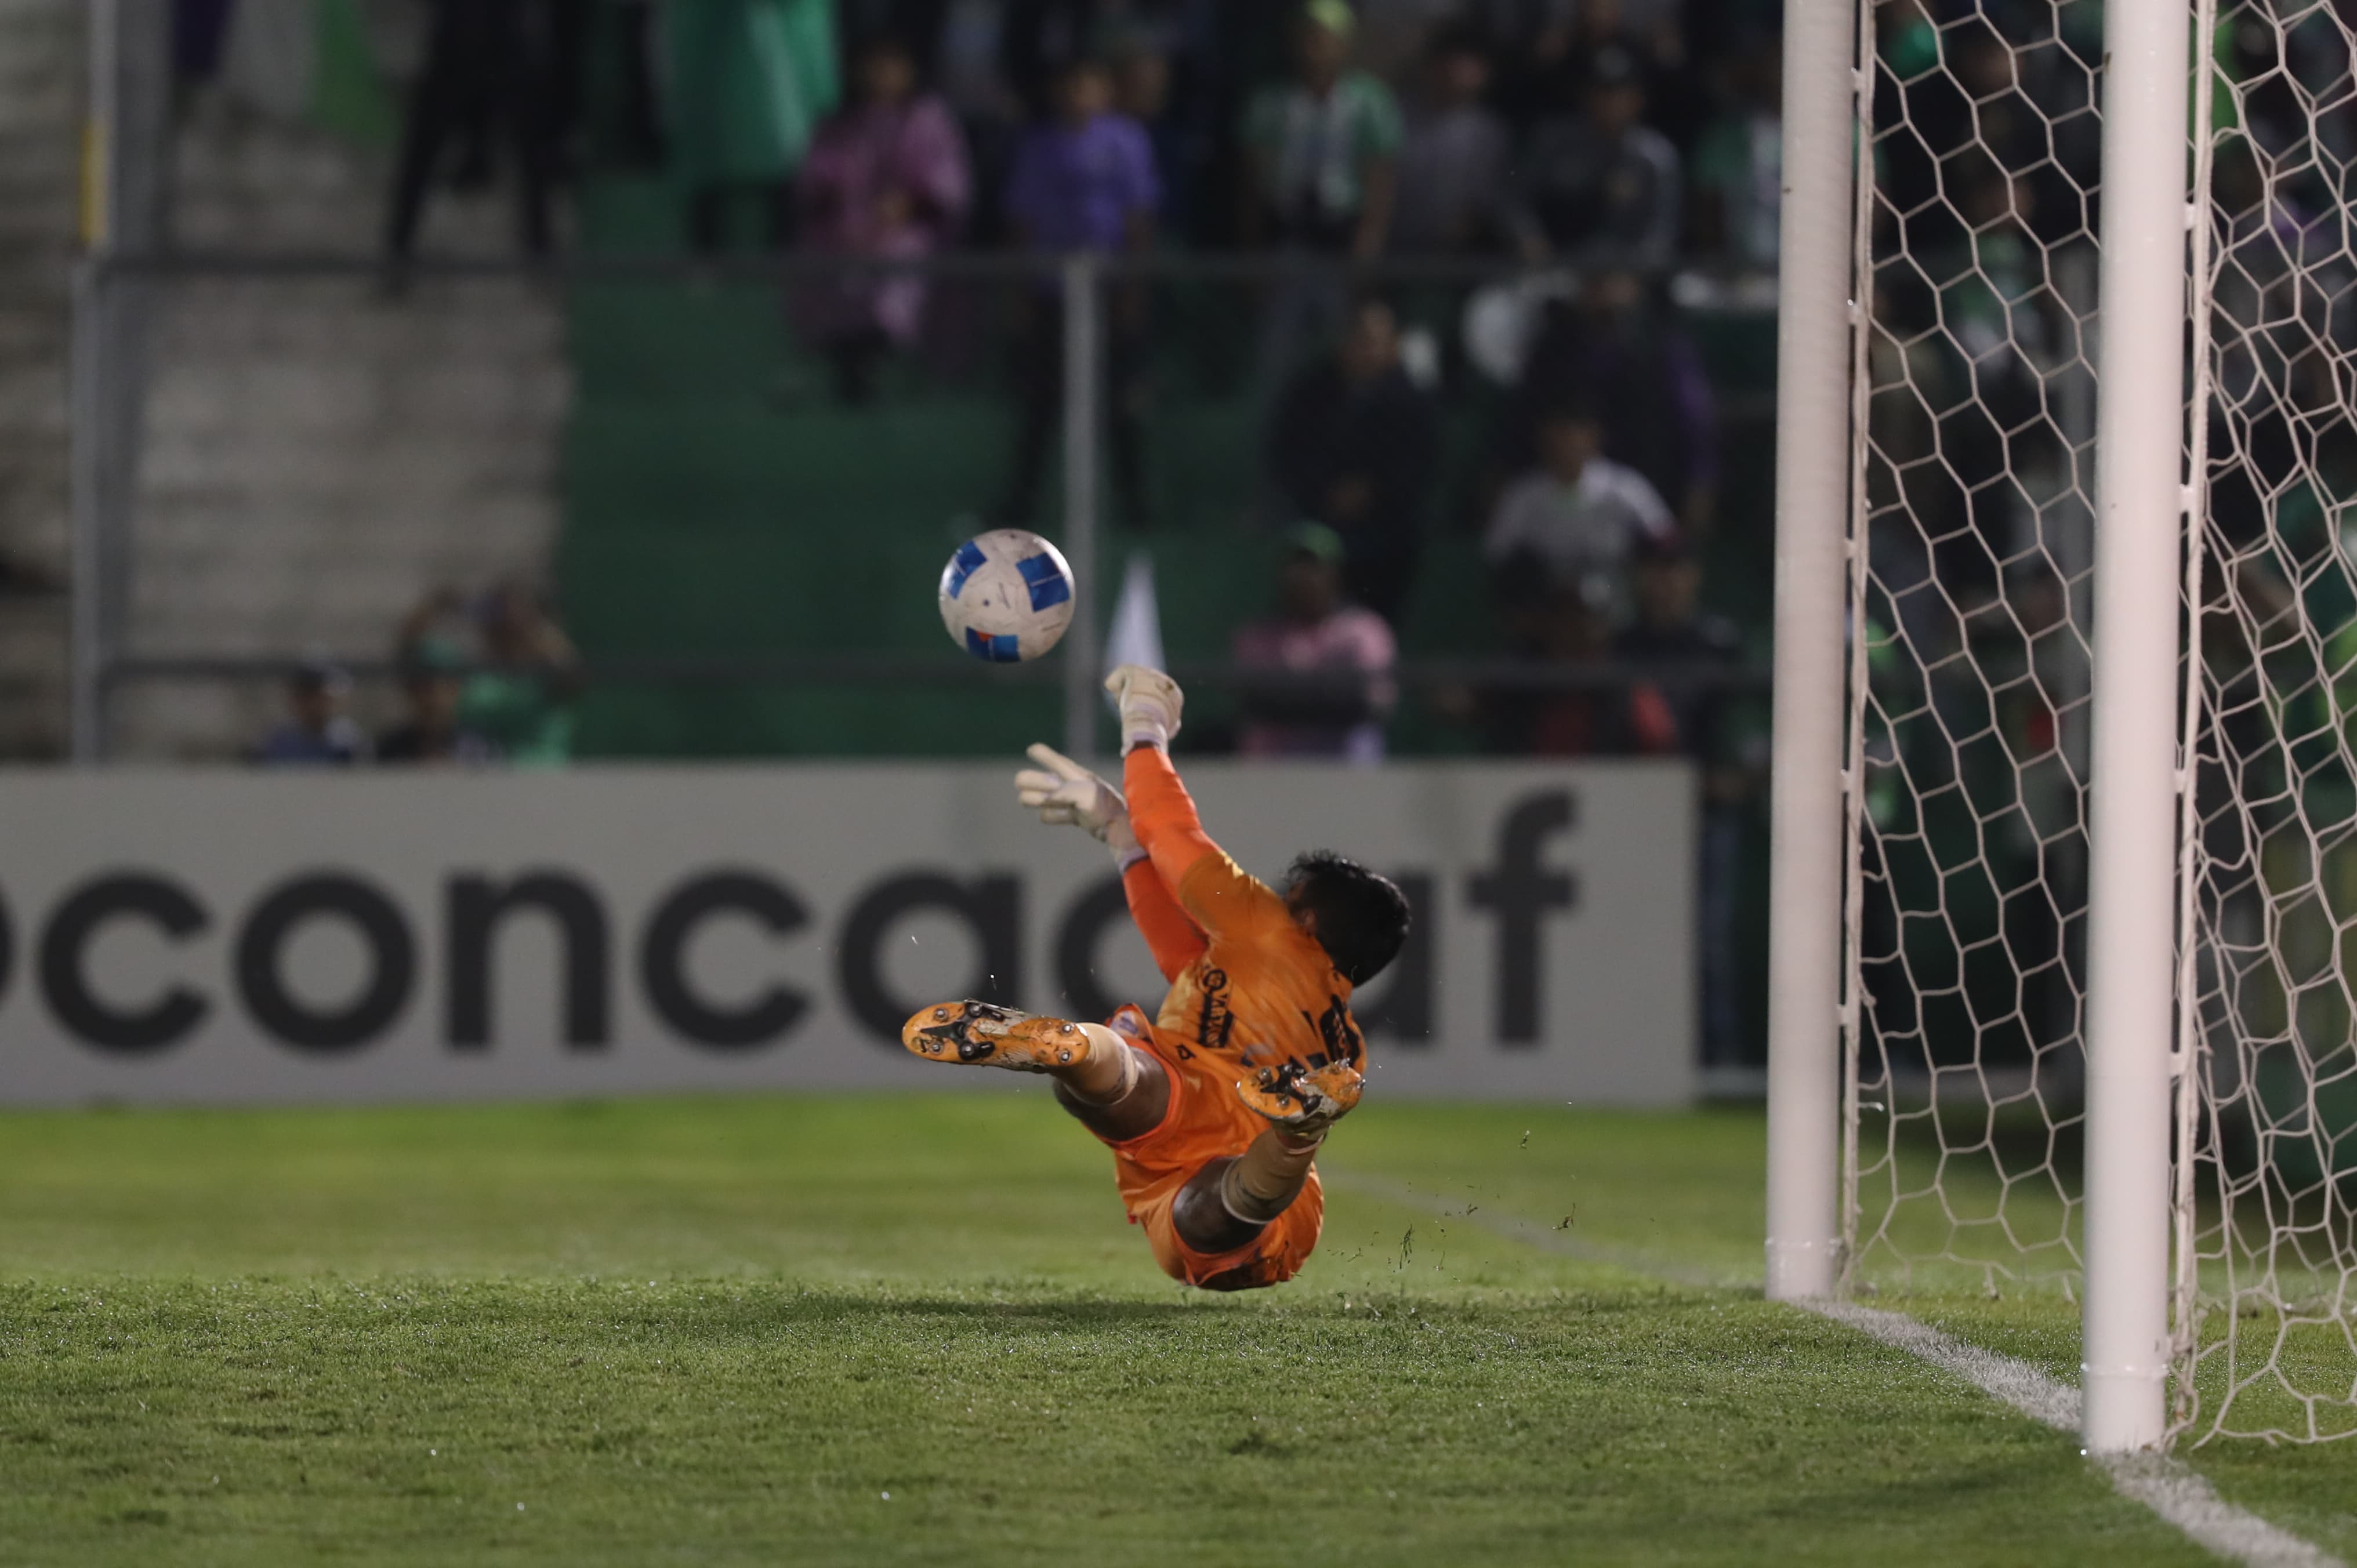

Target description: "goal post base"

left=2082, top=1363, right=2169, bottom=1455
left=1764, top=1237, right=1838, bottom=1302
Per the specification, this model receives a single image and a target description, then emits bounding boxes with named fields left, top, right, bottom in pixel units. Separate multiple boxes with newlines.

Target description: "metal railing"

left=69, top=245, right=1774, bottom=761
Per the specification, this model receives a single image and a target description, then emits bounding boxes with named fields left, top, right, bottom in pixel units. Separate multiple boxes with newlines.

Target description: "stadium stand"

left=0, top=0, right=78, bottom=757
left=111, top=103, right=570, bottom=757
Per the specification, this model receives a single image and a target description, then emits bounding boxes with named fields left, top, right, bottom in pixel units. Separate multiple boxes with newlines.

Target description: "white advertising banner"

left=0, top=762, right=1695, bottom=1106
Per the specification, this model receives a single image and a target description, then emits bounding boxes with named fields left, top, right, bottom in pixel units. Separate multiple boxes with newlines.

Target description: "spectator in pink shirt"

left=1232, top=524, right=1398, bottom=763
left=796, top=36, right=973, bottom=404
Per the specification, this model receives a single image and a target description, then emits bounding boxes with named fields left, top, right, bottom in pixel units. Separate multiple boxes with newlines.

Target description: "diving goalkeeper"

left=901, top=665, right=1409, bottom=1291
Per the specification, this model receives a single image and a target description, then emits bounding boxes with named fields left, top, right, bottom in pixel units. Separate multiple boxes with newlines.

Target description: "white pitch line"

left=1326, top=1171, right=2343, bottom=1568
left=1799, top=1301, right=2341, bottom=1568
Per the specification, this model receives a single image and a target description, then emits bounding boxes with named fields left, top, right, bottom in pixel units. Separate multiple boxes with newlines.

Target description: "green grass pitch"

left=0, top=1094, right=2348, bottom=1566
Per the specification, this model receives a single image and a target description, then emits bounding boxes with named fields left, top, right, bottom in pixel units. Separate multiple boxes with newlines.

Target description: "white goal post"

left=1769, top=0, right=2357, bottom=1453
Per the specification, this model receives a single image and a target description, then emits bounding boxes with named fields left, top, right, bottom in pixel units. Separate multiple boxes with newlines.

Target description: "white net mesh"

left=1845, top=0, right=2103, bottom=1297
left=1841, top=0, right=2357, bottom=1444
left=2182, top=0, right=2357, bottom=1446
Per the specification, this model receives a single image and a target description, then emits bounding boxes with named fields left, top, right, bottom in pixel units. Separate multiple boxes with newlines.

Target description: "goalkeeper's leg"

left=901, top=1000, right=1170, bottom=1141
left=1172, top=1058, right=1366, bottom=1255
left=1169, top=1126, right=1325, bottom=1256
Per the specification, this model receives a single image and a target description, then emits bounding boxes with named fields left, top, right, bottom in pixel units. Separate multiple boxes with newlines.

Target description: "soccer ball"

left=937, top=528, right=1075, bottom=663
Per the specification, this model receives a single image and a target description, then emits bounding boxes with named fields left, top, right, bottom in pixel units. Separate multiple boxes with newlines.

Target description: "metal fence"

left=70, top=247, right=1776, bottom=763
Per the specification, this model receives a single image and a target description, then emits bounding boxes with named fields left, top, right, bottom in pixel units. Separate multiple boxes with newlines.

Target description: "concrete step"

left=107, top=95, right=571, bottom=756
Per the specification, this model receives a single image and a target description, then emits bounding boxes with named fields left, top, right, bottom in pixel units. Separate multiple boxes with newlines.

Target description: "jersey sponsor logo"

left=1302, top=994, right=1364, bottom=1069
left=1193, top=964, right=1236, bottom=1053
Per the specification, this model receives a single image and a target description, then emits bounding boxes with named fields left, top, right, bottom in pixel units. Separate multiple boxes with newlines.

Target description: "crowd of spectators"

left=335, top=0, right=1783, bottom=262
left=343, top=1, right=1784, bottom=324
left=318, top=0, right=1778, bottom=775
left=253, top=586, right=582, bottom=770
left=179, top=0, right=1791, bottom=769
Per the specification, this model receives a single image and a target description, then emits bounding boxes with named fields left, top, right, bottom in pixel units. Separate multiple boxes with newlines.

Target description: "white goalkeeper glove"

left=1103, top=664, right=1183, bottom=753
left=1014, top=743, right=1146, bottom=870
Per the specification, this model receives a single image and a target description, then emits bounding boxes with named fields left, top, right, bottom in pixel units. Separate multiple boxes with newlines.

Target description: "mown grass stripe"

left=1806, top=1302, right=2343, bottom=1568
left=1336, top=1167, right=2343, bottom=1568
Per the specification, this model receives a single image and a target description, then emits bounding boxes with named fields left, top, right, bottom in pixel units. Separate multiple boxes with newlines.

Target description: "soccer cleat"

left=901, top=1000, right=1098, bottom=1072
left=1236, top=1058, right=1365, bottom=1135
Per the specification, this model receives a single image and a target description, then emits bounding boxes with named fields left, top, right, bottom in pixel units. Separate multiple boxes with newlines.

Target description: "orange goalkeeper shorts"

left=1095, top=1006, right=1325, bottom=1291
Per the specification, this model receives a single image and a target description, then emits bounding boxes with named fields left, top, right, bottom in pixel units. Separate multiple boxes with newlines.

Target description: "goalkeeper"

left=901, top=665, right=1409, bottom=1291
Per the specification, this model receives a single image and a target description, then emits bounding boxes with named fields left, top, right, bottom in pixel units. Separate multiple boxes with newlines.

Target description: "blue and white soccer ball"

left=937, top=528, right=1075, bottom=663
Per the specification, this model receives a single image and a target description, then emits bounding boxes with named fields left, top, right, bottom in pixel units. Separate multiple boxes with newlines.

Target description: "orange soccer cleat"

left=901, top=1000, right=1103, bottom=1072
left=1235, top=1058, right=1365, bottom=1136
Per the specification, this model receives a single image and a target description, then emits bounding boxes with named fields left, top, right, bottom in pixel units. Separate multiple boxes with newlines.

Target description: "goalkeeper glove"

left=1103, top=664, right=1184, bottom=753
left=1013, top=743, right=1145, bottom=870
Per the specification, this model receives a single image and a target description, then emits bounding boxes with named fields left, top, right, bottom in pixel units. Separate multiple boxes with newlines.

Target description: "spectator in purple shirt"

left=994, top=55, right=1161, bottom=528
left=795, top=35, right=973, bottom=404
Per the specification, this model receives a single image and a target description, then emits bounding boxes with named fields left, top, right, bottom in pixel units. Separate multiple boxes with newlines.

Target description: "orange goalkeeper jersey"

left=1097, top=746, right=1359, bottom=1286
left=1121, top=747, right=1365, bottom=1083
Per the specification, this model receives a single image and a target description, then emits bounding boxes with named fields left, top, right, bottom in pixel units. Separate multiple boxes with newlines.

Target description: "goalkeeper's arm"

left=1123, top=856, right=1206, bottom=982
left=1013, top=742, right=1205, bottom=981
left=1105, top=665, right=1291, bottom=943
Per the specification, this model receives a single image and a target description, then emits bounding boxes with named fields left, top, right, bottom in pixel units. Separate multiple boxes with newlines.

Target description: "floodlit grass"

left=0, top=1095, right=2345, bottom=1565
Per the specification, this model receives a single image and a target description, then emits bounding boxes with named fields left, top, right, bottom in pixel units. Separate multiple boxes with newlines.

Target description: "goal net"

left=1844, top=0, right=2357, bottom=1443
left=2184, top=0, right=2357, bottom=1445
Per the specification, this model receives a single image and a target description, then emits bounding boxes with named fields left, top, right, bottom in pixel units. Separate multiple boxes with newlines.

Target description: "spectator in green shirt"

left=398, top=585, right=582, bottom=767
left=666, top=0, right=843, bottom=251
left=1687, top=43, right=1781, bottom=271
left=1239, top=1, right=1402, bottom=259
left=1240, top=1, right=1403, bottom=384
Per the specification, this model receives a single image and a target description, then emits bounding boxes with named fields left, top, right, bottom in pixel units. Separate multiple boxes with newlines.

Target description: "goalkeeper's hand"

left=1103, top=664, right=1183, bottom=753
left=1014, top=743, right=1145, bottom=869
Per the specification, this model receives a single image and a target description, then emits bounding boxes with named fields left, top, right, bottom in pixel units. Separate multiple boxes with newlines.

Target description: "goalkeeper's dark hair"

left=1284, top=851, right=1410, bottom=986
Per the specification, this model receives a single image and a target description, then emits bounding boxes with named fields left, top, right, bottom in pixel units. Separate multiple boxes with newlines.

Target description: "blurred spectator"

left=934, top=0, right=1021, bottom=125
left=385, top=0, right=572, bottom=266
left=1242, top=2, right=1403, bottom=379
left=1687, top=42, right=1781, bottom=270
left=796, top=34, right=974, bottom=403
left=1510, top=271, right=1717, bottom=532
left=255, top=659, right=369, bottom=767
left=1568, top=0, right=1702, bottom=148
left=995, top=55, right=1161, bottom=528
left=1239, top=0, right=1400, bottom=253
left=1112, top=38, right=1196, bottom=245
left=1264, top=295, right=1438, bottom=621
left=1001, top=0, right=1108, bottom=119
left=1485, top=401, right=1677, bottom=594
left=1616, top=532, right=1750, bottom=1063
left=1460, top=0, right=1578, bottom=132
left=1485, top=568, right=1678, bottom=756
left=398, top=586, right=582, bottom=766
left=1389, top=27, right=1510, bottom=256
left=1232, top=524, right=1398, bottom=763
left=1507, top=45, right=1680, bottom=266
left=1615, top=532, right=1741, bottom=749
left=376, top=638, right=502, bottom=765
left=668, top=0, right=842, bottom=252
left=175, top=0, right=235, bottom=85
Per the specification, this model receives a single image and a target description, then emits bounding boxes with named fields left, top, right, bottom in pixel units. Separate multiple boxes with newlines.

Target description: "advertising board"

left=0, top=762, right=1695, bottom=1105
